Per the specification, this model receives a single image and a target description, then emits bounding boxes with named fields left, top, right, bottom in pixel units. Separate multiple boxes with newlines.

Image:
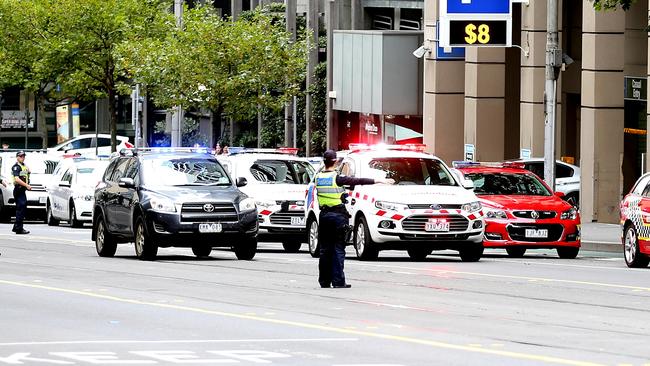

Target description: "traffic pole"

left=544, top=0, right=561, bottom=191
left=171, top=0, right=184, bottom=147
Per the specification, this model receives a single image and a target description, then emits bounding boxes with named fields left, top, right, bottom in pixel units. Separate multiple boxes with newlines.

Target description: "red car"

left=620, top=172, right=650, bottom=268
left=456, top=163, right=580, bottom=258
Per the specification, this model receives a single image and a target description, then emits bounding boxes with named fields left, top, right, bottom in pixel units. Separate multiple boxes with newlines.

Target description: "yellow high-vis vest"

left=315, top=171, right=345, bottom=208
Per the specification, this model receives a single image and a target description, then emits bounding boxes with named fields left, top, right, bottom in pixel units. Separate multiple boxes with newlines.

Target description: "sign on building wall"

left=0, top=111, right=35, bottom=130
left=464, top=144, right=475, bottom=161
left=56, top=105, right=70, bottom=144
left=624, top=77, right=647, bottom=102
left=439, top=0, right=512, bottom=48
left=71, top=103, right=80, bottom=137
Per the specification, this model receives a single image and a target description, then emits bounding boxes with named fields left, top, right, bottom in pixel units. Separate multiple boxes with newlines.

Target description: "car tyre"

left=354, top=216, right=379, bottom=261
left=192, top=246, right=212, bottom=257
left=134, top=218, right=158, bottom=261
left=69, top=202, right=82, bottom=228
left=95, top=217, right=117, bottom=257
left=234, top=238, right=257, bottom=260
left=506, top=247, right=526, bottom=258
left=282, top=241, right=302, bottom=253
left=556, top=246, right=579, bottom=259
left=624, top=225, right=649, bottom=268
left=46, top=201, right=59, bottom=226
left=407, top=248, right=431, bottom=261
left=308, top=218, right=320, bottom=258
left=459, top=243, right=483, bottom=262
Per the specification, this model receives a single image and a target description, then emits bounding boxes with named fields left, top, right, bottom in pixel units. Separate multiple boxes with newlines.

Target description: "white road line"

left=0, top=338, right=359, bottom=347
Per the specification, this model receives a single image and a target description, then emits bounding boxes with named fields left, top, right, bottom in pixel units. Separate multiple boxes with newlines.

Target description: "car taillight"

left=124, top=141, right=134, bottom=148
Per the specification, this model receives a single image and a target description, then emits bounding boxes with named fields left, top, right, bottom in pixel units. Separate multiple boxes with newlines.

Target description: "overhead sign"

left=624, top=76, right=647, bottom=102
left=439, top=0, right=512, bottom=48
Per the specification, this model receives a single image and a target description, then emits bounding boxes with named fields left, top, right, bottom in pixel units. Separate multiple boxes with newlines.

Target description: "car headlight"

left=561, top=208, right=577, bottom=220
left=149, top=195, right=177, bottom=213
left=239, top=198, right=257, bottom=212
left=485, top=209, right=507, bottom=219
left=375, top=201, right=408, bottom=212
left=462, top=201, right=482, bottom=213
left=255, top=199, right=276, bottom=208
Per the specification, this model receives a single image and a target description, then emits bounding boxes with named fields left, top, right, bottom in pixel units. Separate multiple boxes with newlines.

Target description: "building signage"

left=364, top=121, right=379, bottom=135
left=436, top=21, right=465, bottom=60
left=439, top=0, right=512, bottom=48
left=56, top=105, right=70, bottom=144
left=0, top=110, right=35, bottom=130
left=464, top=143, right=475, bottom=161
left=520, top=148, right=531, bottom=159
left=624, top=77, right=647, bottom=102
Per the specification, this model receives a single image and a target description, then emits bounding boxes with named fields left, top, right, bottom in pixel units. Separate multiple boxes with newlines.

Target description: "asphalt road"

left=0, top=222, right=648, bottom=366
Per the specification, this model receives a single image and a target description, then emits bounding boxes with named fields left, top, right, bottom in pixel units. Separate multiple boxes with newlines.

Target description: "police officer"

left=12, top=151, right=31, bottom=235
left=316, top=150, right=394, bottom=288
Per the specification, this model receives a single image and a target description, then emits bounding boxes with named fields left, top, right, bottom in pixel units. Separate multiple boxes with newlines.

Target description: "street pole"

left=305, top=0, right=318, bottom=156
left=284, top=0, right=297, bottom=147
left=171, top=0, right=184, bottom=147
left=95, top=100, right=99, bottom=156
left=544, top=0, right=561, bottom=191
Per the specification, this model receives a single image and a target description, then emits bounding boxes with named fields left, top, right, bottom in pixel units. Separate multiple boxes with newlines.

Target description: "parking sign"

left=439, top=0, right=512, bottom=48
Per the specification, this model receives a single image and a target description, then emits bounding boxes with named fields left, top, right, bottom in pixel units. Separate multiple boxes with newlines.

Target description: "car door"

left=57, top=169, right=74, bottom=220
left=105, top=158, right=131, bottom=232
left=114, top=158, right=139, bottom=235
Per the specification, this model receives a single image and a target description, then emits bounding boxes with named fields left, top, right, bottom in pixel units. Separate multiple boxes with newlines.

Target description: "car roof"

left=137, top=152, right=217, bottom=160
left=458, top=167, right=533, bottom=175
left=346, top=150, right=441, bottom=160
left=225, top=153, right=306, bottom=162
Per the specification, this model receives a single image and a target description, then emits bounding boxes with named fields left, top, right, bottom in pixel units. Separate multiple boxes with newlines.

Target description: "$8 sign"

left=464, top=23, right=490, bottom=44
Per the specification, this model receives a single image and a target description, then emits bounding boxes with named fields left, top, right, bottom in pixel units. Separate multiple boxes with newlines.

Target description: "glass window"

left=141, top=157, right=231, bottom=186
left=76, top=162, right=110, bottom=187
left=632, top=175, right=650, bottom=195
left=366, top=158, right=456, bottom=186
left=97, top=138, right=112, bottom=147
left=465, top=172, right=551, bottom=196
left=524, top=162, right=544, bottom=179
left=249, top=160, right=315, bottom=184
left=109, top=158, right=130, bottom=182
left=641, top=182, right=650, bottom=197
left=103, top=160, right=117, bottom=181
left=339, top=160, right=355, bottom=177
left=556, top=163, right=574, bottom=178
left=124, top=159, right=139, bottom=179
left=69, top=138, right=92, bottom=150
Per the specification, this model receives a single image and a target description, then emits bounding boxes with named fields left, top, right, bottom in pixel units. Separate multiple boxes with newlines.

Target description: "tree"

left=56, top=0, right=174, bottom=152
left=122, top=5, right=307, bottom=142
left=591, top=0, right=637, bottom=10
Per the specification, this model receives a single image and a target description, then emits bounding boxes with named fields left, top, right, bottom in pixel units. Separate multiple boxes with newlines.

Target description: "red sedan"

left=456, top=163, right=580, bottom=258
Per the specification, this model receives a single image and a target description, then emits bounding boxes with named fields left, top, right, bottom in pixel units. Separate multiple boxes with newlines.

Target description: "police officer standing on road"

left=316, top=150, right=394, bottom=288
left=12, top=151, right=31, bottom=235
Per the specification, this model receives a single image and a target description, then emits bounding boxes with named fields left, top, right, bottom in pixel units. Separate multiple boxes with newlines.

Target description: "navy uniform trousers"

left=318, top=209, right=348, bottom=287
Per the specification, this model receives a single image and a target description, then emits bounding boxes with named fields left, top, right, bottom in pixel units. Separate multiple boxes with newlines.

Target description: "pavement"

left=580, top=222, right=620, bottom=253
left=1, top=222, right=649, bottom=365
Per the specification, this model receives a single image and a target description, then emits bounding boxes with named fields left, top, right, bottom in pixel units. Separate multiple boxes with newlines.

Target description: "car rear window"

left=249, top=160, right=314, bottom=184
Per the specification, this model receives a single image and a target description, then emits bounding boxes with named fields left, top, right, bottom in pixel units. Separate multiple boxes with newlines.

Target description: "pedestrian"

left=222, top=145, right=229, bottom=155
left=214, top=143, right=222, bottom=155
left=2, top=143, right=8, bottom=150
left=11, top=151, right=31, bottom=235
left=315, top=149, right=394, bottom=288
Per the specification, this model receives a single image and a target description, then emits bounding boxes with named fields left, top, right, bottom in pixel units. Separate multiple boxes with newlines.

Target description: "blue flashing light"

left=452, top=161, right=481, bottom=169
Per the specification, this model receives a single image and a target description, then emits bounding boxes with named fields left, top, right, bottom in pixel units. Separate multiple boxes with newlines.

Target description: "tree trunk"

left=38, top=94, right=48, bottom=149
left=108, top=87, right=118, bottom=153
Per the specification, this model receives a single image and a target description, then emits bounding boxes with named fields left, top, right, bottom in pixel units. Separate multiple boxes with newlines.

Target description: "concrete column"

left=231, top=0, right=242, bottom=20
left=326, top=0, right=339, bottom=149
left=393, top=7, right=401, bottom=30
left=284, top=0, right=297, bottom=147
left=350, top=0, right=362, bottom=30
left=464, top=48, right=505, bottom=161
left=250, top=0, right=259, bottom=9
left=580, top=4, right=625, bottom=223
left=305, top=0, right=319, bottom=155
left=422, top=0, right=465, bottom=163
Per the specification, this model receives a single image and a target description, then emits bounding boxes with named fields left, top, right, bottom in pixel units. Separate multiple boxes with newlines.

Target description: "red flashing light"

left=124, top=141, right=134, bottom=148
left=277, top=147, right=299, bottom=155
left=348, top=143, right=427, bottom=153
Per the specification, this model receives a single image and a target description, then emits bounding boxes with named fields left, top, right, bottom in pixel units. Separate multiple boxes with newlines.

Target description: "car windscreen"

left=141, top=157, right=231, bottom=186
left=76, top=164, right=109, bottom=186
left=464, top=172, right=551, bottom=196
left=249, top=159, right=315, bottom=184
left=366, top=158, right=457, bottom=186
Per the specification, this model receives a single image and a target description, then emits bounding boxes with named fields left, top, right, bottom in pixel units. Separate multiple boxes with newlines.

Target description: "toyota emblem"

left=430, top=204, right=442, bottom=210
left=531, top=211, right=540, bottom=219
left=203, top=203, right=215, bottom=213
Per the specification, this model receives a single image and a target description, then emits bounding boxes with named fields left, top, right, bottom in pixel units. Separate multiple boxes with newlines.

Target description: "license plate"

left=525, top=229, right=548, bottom=238
left=425, top=219, right=450, bottom=232
left=199, top=223, right=222, bottom=233
left=39, top=196, right=47, bottom=204
left=290, top=217, right=306, bottom=226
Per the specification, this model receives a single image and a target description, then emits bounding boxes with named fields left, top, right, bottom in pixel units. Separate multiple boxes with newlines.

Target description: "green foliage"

left=591, top=0, right=637, bottom=10
left=308, top=62, right=328, bottom=156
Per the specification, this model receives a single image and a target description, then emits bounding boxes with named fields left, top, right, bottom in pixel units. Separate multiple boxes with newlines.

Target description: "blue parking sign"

left=446, top=0, right=510, bottom=14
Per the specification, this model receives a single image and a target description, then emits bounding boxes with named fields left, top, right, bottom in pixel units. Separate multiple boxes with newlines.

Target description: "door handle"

left=351, top=198, right=356, bottom=206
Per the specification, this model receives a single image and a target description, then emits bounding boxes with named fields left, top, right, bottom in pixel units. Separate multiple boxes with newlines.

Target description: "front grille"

left=269, top=211, right=305, bottom=225
left=180, top=202, right=238, bottom=222
left=507, top=224, right=563, bottom=242
left=30, top=184, right=46, bottom=192
left=407, top=204, right=463, bottom=210
left=512, top=210, right=557, bottom=219
left=401, top=215, right=469, bottom=232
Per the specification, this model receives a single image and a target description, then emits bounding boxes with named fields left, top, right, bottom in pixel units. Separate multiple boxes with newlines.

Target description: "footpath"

left=581, top=222, right=620, bottom=253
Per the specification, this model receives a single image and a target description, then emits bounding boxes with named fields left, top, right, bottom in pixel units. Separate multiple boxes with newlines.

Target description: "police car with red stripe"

left=305, top=144, right=485, bottom=261
left=219, top=148, right=316, bottom=252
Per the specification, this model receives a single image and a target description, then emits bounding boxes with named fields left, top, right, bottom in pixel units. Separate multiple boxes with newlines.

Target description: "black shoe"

left=11, top=228, right=17, bottom=232
left=332, top=284, right=351, bottom=288
left=320, top=283, right=331, bottom=288
left=15, top=230, right=29, bottom=235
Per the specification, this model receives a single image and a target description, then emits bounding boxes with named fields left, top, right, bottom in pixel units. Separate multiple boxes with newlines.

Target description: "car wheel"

left=95, top=217, right=117, bottom=257
left=282, top=241, right=302, bottom=253
left=556, top=246, right=579, bottom=259
left=69, top=202, right=82, bottom=228
left=407, top=248, right=431, bottom=261
left=459, top=243, right=483, bottom=262
left=134, top=218, right=158, bottom=261
left=506, top=247, right=526, bottom=258
left=234, top=238, right=257, bottom=260
left=354, top=216, right=379, bottom=261
left=46, top=202, right=59, bottom=226
left=191, top=246, right=212, bottom=257
left=308, top=218, right=320, bottom=258
left=624, top=225, right=649, bottom=268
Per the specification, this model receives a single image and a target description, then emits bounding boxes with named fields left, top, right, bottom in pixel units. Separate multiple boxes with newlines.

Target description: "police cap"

left=323, top=149, right=337, bottom=163
left=16, top=151, right=26, bottom=157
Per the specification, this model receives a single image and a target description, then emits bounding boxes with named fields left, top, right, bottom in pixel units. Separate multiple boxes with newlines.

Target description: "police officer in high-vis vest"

left=12, top=151, right=31, bottom=235
left=316, top=150, right=394, bottom=288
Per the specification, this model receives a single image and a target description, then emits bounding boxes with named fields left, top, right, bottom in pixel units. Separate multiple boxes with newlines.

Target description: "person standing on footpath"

left=315, top=150, right=394, bottom=288
left=12, top=151, right=31, bottom=235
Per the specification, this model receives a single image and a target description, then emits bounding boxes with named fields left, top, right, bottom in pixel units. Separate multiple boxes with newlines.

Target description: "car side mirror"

left=462, top=179, right=474, bottom=190
left=59, top=181, right=71, bottom=188
left=118, top=177, right=135, bottom=188
left=236, top=177, right=248, bottom=187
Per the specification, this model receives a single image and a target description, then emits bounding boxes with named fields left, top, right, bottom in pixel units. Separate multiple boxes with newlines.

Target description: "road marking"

left=0, top=279, right=607, bottom=366
left=0, top=338, right=358, bottom=347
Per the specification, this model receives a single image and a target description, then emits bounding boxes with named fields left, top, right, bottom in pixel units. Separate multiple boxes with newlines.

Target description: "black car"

left=92, top=150, right=258, bottom=260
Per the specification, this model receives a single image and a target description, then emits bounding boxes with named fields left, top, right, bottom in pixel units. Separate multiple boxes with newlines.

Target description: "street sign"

left=439, top=0, right=512, bottom=48
left=464, top=144, right=475, bottom=161
left=436, top=21, right=465, bottom=60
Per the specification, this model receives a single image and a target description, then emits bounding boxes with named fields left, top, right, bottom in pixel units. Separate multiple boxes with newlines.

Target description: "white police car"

left=305, top=144, right=485, bottom=261
left=219, top=149, right=316, bottom=252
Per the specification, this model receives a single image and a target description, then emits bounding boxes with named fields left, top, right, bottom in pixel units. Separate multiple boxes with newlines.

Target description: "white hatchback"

left=47, top=134, right=132, bottom=157
left=305, top=144, right=485, bottom=261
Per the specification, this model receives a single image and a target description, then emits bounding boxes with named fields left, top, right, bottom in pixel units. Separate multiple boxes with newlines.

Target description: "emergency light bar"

left=452, top=161, right=526, bottom=169
left=228, top=148, right=299, bottom=156
left=118, top=147, right=211, bottom=156
left=348, top=143, right=427, bottom=153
